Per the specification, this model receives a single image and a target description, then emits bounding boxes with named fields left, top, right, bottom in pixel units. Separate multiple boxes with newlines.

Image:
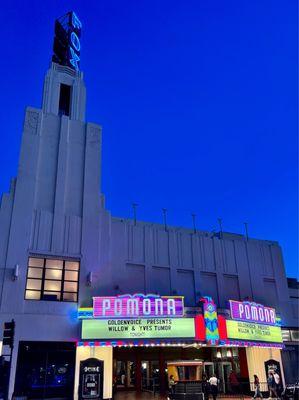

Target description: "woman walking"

left=253, top=375, right=263, bottom=399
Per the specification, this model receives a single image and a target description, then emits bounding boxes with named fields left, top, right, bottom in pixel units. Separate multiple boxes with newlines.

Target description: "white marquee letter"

left=114, top=299, right=122, bottom=316
left=127, top=299, right=139, bottom=316
left=143, top=299, right=151, bottom=315
left=102, top=299, right=111, bottom=316
left=167, top=299, right=176, bottom=316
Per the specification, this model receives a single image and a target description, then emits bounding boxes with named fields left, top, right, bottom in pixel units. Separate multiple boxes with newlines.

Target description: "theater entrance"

left=113, top=345, right=248, bottom=396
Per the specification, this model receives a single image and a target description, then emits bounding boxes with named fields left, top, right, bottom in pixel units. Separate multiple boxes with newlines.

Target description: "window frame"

left=25, top=257, right=80, bottom=303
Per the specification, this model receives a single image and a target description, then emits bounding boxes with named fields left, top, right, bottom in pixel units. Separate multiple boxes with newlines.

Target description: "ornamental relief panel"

left=25, top=110, right=40, bottom=135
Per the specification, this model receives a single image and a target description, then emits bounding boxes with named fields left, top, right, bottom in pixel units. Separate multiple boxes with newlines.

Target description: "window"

left=58, top=84, right=71, bottom=116
left=25, top=257, right=80, bottom=302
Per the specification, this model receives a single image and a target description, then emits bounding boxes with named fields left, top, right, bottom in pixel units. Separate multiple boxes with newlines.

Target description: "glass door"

left=115, top=360, right=136, bottom=389
left=204, top=362, right=214, bottom=379
left=141, top=361, right=160, bottom=393
left=217, top=362, right=232, bottom=393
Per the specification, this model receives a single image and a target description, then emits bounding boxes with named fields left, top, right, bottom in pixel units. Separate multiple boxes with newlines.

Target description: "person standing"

left=273, top=371, right=281, bottom=398
left=208, top=374, right=219, bottom=400
left=202, top=374, right=210, bottom=400
left=253, top=375, right=263, bottom=399
left=229, top=370, right=240, bottom=394
left=169, top=375, right=177, bottom=397
left=268, top=371, right=278, bottom=399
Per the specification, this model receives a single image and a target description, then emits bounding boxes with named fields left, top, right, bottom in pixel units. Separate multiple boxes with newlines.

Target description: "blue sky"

left=0, top=0, right=297, bottom=277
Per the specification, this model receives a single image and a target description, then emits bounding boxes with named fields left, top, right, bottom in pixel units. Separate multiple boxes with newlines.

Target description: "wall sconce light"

left=86, top=272, right=92, bottom=286
left=12, top=264, right=19, bottom=281
left=216, top=350, right=222, bottom=359
left=227, top=349, right=232, bottom=358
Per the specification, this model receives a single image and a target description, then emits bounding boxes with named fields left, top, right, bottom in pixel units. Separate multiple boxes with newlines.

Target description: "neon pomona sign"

left=93, top=294, right=184, bottom=319
left=229, top=300, right=276, bottom=326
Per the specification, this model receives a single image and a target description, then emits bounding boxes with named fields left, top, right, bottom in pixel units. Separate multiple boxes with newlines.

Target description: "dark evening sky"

left=0, top=0, right=297, bottom=277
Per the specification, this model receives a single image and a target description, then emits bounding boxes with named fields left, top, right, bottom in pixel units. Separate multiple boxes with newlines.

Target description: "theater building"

left=0, top=11, right=297, bottom=400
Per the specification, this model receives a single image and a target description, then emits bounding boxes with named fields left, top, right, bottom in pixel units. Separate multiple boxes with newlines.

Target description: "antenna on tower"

left=244, top=222, right=249, bottom=241
left=132, top=203, right=138, bottom=226
left=191, top=213, right=197, bottom=234
left=162, top=208, right=168, bottom=232
left=217, top=218, right=223, bottom=239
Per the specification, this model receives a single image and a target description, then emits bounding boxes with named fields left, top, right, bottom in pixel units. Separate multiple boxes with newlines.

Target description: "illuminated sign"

left=52, top=11, right=82, bottom=71
left=93, top=294, right=184, bottom=319
left=229, top=300, right=276, bottom=326
left=226, top=320, right=283, bottom=343
left=82, top=318, right=195, bottom=340
left=200, top=297, right=219, bottom=345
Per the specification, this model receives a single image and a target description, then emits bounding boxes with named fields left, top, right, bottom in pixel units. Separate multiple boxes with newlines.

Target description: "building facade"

left=0, top=12, right=297, bottom=400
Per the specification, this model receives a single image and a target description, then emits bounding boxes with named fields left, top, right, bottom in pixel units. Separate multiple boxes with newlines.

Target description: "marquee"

left=82, top=318, right=195, bottom=340
left=78, top=294, right=283, bottom=346
left=229, top=300, right=277, bottom=326
left=93, top=294, right=184, bottom=319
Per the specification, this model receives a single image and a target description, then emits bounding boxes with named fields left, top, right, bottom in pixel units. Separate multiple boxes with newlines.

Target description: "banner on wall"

left=226, top=320, right=283, bottom=343
left=82, top=318, right=195, bottom=340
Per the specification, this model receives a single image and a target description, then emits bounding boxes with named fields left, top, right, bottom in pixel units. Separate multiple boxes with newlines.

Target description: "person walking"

left=253, top=375, right=263, bottom=399
left=208, top=374, right=219, bottom=400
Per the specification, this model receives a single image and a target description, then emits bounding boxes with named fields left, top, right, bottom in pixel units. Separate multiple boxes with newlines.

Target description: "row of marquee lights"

left=77, top=341, right=284, bottom=349
left=77, top=294, right=283, bottom=347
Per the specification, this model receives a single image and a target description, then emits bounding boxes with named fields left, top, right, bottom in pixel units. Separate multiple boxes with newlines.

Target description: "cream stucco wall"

left=246, top=347, right=285, bottom=386
left=74, top=346, right=113, bottom=400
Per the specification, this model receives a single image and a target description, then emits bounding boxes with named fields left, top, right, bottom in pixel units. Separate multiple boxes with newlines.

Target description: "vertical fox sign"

left=52, top=11, right=82, bottom=71
left=200, top=296, right=220, bottom=345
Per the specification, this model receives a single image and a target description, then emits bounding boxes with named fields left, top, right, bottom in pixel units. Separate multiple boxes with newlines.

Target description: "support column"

left=136, top=351, right=142, bottom=392
left=159, top=349, right=166, bottom=393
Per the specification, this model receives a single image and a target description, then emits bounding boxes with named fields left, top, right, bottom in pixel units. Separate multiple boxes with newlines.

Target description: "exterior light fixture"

left=227, top=349, right=232, bottom=357
left=12, top=264, right=19, bottom=281
left=86, top=271, right=92, bottom=286
left=216, top=350, right=222, bottom=359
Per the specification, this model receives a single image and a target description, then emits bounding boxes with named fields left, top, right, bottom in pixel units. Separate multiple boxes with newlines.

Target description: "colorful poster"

left=82, top=318, right=195, bottom=340
left=226, top=320, right=283, bottom=343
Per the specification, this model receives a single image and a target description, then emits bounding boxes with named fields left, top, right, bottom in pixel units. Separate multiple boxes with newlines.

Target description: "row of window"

left=25, top=257, right=80, bottom=302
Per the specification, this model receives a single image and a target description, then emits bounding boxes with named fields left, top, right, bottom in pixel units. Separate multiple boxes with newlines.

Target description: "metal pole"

left=4, top=319, right=14, bottom=400
left=244, top=222, right=249, bottom=241
left=191, top=213, right=197, bottom=234
left=132, top=203, right=138, bottom=226
left=162, top=208, right=168, bottom=232
left=217, top=218, right=223, bottom=239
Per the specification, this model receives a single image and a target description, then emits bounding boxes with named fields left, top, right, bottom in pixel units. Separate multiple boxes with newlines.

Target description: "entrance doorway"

left=203, top=362, right=214, bottom=379
left=141, top=361, right=160, bottom=393
left=115, top=361, right=136, bottom=390
left=14, top=341, right=76, bottom=400
left=113, top=345, right=246, bottom=396
left=217, top=361, right=232, bottom=393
